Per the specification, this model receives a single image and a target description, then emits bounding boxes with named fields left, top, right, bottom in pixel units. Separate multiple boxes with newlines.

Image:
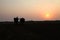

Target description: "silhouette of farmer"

left=20, top=18, right=25, bottom=24
left=14, top=17, right=19, bottom=24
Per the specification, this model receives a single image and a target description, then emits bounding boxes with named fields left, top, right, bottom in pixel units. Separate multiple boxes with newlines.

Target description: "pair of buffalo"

left=14, top=17, right=25, bottom=24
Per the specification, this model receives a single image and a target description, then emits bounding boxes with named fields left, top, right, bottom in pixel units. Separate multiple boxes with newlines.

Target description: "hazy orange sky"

left=0, top=0, right=60, bottom=21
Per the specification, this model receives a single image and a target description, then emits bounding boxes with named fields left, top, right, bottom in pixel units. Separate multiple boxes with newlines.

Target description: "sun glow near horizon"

left=45, top=12, right=51, bottom=18
left=41, top=11, right=56, bottom=20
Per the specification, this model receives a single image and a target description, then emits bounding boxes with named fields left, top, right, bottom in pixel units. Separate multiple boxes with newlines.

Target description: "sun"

left=45, top=13, right=50, bottom=18
left=44, top=11, right=52, bottom=20
left=41, top=11, right=55, bottom=20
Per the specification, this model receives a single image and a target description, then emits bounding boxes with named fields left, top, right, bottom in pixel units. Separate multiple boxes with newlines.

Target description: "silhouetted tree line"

left=14, top=17, right=25, bottom=24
